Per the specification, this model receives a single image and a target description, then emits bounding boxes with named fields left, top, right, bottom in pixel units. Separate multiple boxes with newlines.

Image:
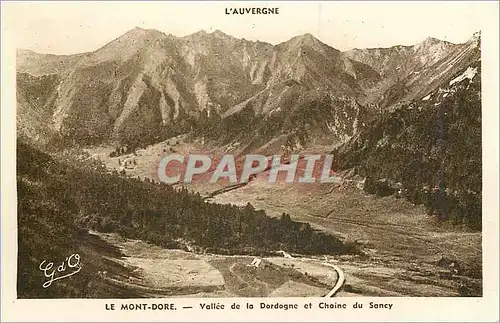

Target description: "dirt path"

left=86, top=142, right=481, bottom=297
left=284, top=255, right=346, bottom=297
left=322, top=263, right=345, bottom=297
left=205, top=180, right=481, bottom=296
left=93, top=232, right=342, bottom=297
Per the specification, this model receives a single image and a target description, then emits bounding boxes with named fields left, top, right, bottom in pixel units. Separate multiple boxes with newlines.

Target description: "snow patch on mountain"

left=449, top=67, right=478, bottom=86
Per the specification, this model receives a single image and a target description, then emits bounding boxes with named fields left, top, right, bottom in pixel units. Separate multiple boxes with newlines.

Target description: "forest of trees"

left=17, top=141, right=357, bottom=297
left=334, top=62, right=482, bottom=230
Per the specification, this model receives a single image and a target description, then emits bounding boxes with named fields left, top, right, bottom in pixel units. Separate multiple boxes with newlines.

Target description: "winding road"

left=281, top=254, right=346, bottom=297
left=321, top=262, right=345, bottom=297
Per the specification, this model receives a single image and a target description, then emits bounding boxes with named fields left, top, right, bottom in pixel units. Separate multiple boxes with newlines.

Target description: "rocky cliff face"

left=334, top=39, right=481, bottom=227
left=17, top=28, right=480, bottom=152
left=344, top=33, right=480, bottom=108
left=345, top=37, right=458, bottom=81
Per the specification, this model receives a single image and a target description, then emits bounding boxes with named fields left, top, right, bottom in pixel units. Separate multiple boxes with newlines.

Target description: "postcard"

left=1, top=1, right=498, bottom=322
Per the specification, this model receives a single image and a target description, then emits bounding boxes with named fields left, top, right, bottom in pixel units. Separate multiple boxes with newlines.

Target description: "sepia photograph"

left=2, top=2, right=497, bottom=315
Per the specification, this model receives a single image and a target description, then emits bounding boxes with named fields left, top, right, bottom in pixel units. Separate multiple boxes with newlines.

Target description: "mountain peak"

left=86, top=27, right=166, bottom=63
left=186, top=30, right=209, bottom=38
left=122, top=27, right=163, bottom=38
left=210, top=29, right=237, bottom=42
left=295, top=33, right=320, bottom=45
left=413, top=36, right=455, bottom=54
left=211, top=29, right=230, bottom=37
left=282, top=33, right=324, bottom=48
left=185, top=29, right=235, bottom=42
left=424, top=36, right=440, bottom=42
left=467, top=31, right=481, bottom=48
left=418, top=36, right=445, bottom=47
left=470, top=31, right=481, bottom=43
left=279, top=32, right=339, bottom=55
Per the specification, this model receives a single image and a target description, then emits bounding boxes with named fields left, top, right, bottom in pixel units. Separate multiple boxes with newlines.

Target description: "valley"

left=85, top=134, right=482, bottom=297
left=16, top=27, right=483, bottom=298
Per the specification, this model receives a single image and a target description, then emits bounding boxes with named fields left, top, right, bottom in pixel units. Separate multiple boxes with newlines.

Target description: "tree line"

left=334, top=63, right=482, bottom=230
left=17, top=140, right=358, bottom=297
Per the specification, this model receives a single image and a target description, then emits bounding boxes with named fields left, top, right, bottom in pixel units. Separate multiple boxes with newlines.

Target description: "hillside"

left=17, top=140, right=358, bottom=297
left=16, top=28, right=379, bottom=150
left=333, top=56, right=481, bottom=229
left=345, top=33, right=480, bottom=109
left=17, top=29, right=482, bottom=156
left=15, top=28, right=484, bottom=299
left=16, top=49, right=86, bottom=76
left=345, top=37, right=458, bottom=82
left=16, top=29, right=483, bottom=232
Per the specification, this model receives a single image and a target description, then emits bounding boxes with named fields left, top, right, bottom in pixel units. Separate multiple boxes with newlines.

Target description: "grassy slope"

left=333, top=61, right=481, bottom=229
left=17, top=141, right=356, bottom=297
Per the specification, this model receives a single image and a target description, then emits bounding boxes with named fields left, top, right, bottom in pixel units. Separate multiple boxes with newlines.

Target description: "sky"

left=2, top=1, right=493, bottom=55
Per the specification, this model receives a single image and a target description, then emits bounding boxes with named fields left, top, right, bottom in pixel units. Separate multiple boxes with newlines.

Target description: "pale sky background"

left=1, top=1, right=493, bottom=55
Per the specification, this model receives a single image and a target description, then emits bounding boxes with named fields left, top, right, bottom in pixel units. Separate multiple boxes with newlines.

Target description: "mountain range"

left=15, top=26, right=484, bottom=300
left=16, top=28, right=480, bottom=152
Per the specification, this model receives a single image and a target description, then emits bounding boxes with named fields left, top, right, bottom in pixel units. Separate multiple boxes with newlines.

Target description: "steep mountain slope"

left=16, top=28, right=379, bottom=149
left=16, top=29, right=480, bottom=156
left=16, top=73, right=60, bottom=145
left=345, top=37, right=458, bottom=81
left=179, top=30, right=274, bottom=111
left=379, top=32, right=481, bottom=108
left=215, top=33, right=381, bottom=149
left=17, top=139, right=357, bottom=298
left=17, top=140, right=142, bottom=298
left=333, top=47, right=481, bottom=229
left=16, top=49, right=86, bottom=76
left=344, top=33, right=479, bottom=109
left=50, top=28, right=201, bottom=145
left=18, top=28, right=197, bottom=146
